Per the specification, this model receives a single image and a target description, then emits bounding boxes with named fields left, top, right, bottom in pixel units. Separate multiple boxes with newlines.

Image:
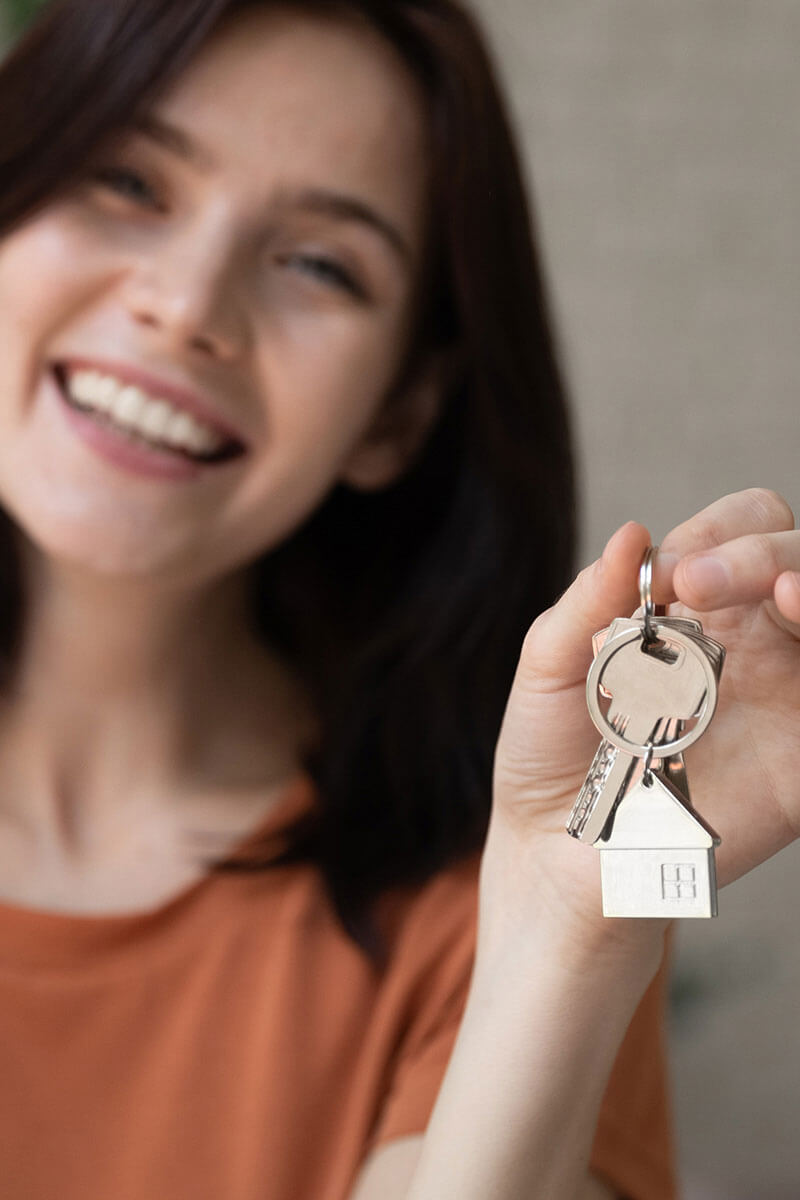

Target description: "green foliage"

left=4, top=0, right=47, bottom=35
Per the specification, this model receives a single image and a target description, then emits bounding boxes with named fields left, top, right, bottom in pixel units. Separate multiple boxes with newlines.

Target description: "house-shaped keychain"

left=597, top=767, right=721, bottom=918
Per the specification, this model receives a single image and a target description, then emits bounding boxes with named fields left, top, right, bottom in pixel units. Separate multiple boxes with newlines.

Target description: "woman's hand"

left=480, top=487, right=800, bottom=969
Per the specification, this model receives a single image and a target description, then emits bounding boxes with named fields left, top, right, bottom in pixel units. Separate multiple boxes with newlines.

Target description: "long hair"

left=0, top=0, right=578, bottom=961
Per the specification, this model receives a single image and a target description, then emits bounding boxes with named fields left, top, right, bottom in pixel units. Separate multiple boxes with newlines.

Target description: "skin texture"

left=352, top=1137, right=617, bottom=1199
left=0, top=8, right=445, bottom=910
left=390, top=486, right=799, bottom=1200
left=484, top=488, right=800, bottom=967
left=1, top=8, right=799, bottom=1200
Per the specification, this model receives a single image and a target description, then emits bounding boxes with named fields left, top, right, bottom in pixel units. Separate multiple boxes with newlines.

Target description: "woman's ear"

left=339, top=345, right=460, bottom=492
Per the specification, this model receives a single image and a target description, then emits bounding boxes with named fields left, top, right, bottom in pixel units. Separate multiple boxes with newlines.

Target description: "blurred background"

left=3, top=1, right=799, bottom=1196
left=465, top=5, right=800, bottom=1196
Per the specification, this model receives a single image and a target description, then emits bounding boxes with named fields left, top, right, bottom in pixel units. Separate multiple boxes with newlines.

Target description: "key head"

left=605, top=640, right=706, bottom=728
left=586, top=623, right=720, bottom=757
left=592, top=615, right=723, bottom=698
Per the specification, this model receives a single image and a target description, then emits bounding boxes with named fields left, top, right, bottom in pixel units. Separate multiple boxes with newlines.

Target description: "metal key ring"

left=585, top=622, right=720, bottom=757
left=639, top=545, right=658, bottom=642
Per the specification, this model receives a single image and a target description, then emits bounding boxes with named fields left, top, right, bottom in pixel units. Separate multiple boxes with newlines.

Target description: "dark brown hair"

left=0, top=0, right=577, bottom=962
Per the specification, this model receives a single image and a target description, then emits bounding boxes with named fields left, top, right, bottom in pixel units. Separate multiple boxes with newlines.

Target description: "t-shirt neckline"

left=0, top=767, right=315, bottom=973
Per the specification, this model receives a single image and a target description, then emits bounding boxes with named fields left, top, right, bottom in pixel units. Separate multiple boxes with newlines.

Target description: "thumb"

left=521, top=521, right=655, bottom=692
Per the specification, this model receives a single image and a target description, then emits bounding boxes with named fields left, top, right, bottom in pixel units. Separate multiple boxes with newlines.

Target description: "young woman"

left=0, top=2, right=798, bottom=1197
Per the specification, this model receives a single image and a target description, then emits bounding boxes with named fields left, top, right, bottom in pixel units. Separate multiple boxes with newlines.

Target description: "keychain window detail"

left=661, top=864, right=697, bottom=900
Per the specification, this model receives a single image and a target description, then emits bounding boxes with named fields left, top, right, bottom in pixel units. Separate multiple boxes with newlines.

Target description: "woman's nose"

left=123, top=237, right=250, bottom=361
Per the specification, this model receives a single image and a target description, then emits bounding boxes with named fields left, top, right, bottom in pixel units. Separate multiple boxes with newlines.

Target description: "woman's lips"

left=50, top=367, right=244, bottom=482
left=54, top=354, right=248, bottom=449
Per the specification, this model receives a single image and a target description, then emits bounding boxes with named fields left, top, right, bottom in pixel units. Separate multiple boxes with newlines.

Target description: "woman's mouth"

left=51, top=363, right=246, bottom=480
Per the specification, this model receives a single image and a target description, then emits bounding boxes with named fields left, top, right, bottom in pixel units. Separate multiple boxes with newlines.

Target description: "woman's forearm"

left=405, top=834, right=667, bottom=1200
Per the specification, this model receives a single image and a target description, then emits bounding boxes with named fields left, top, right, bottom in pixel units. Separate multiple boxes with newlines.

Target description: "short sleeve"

left=366, top=860, right=677, bottom=1200
left=366, top=857, right=480, bottom=1151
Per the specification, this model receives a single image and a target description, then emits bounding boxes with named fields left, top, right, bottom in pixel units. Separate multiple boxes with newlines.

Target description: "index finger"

left=653, top=488, right=795, bottom=603
left=521, top=520, right=652, bottom=692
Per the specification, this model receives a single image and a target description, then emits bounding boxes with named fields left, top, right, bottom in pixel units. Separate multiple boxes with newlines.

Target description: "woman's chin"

left=0, top=483, right=206, bottom=580
left=0, top=374, right=228, bottom=581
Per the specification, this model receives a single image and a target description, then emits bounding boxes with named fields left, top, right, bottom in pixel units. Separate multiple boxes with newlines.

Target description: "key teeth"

left=566, top=739, right=629, bottom=842
left=569, top=612, right=725, bottom=918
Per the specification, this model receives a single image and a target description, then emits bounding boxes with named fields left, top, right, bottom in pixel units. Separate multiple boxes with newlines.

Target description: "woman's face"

left=0, top=7, right=434, bottom=582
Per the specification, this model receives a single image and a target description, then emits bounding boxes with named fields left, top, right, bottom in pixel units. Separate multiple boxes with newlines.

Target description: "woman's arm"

left=390, top=521, right=674, bottom=1199
left=398, top=842, right=665, bottom=1200
left=355, top=487, right=800, bottom=1200
left=353, top=521, right=674, bottom=1200
left=352, top=1136, right=617, bottom=1200
left=349, top=875, right=657, bottom=1200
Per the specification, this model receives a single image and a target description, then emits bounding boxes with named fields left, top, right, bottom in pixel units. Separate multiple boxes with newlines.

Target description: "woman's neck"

left=0, top=541, right=316, bottom=865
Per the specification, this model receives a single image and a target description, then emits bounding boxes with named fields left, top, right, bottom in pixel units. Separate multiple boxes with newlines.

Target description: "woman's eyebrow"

left=278, top=188, right=412, bottom=266
left=131, top=113, right=214, bottom=170
left=129, top=113, right=413, bottom=267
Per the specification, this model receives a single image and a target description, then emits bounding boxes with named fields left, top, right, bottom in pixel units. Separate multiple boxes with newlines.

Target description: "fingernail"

left=683, top=555, right=731, bottom=596
left=599, top=522, right=631, bottom=571
left=784, top=571, right=800, bottom=598
left=602, top=520, right=648, bottom=564
left=605, top=520, right=635, bottom=549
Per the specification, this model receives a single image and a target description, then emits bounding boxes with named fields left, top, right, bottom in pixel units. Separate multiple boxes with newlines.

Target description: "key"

left=568, top=616, right=722, bottom=842
left=588, top=621, right=723, bottom=755
left=593, top=616, right=724, bottom=688
left=567, top=618, right=672, bottom=840
left=567, top=621, right=723, bottom=843
left=653, top=717, right=691, bottom=801
left=566, top=730, right=634, bottom=843
left=565, top=545, right=726, bottom=917
left=593, top=629, right=724, bottom=916
left=566, top=713, right=673, bottom=843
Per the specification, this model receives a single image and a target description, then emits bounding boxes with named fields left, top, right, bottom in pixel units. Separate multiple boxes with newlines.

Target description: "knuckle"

left=521, top=607, right=553, bottom=656
left=753, top=531, right=784, bottom=576
left=571, top=560, right=598, bottom=602
left=700, top=512, right=730, bottom=548
left=744, top=487, right=795, bottom=531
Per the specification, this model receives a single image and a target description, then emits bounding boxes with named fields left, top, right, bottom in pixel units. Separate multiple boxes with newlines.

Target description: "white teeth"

left=139, top=399, right=173, bottom=440
left=165, top=409, right=205, bottom=452
left=96, top=375, right=118, bottom=405
left=112, top=385, right=146, bottom=423
left=64, top=368, right=228, bottom=456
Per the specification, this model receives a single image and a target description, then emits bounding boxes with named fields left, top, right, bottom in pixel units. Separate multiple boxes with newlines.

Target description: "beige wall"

left=470, top=2, right=800, bottom=1196
left=474, top=0, right=799, bottom=560
left=2, top=2, right=798, bottom=1194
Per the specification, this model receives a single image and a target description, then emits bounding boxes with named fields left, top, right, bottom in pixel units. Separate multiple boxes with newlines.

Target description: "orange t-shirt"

left=0, top=771, right=676, bottom=1199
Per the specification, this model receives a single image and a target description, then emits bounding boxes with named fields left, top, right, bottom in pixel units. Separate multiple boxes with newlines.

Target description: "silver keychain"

left=566, top=546, right=725, bottom=918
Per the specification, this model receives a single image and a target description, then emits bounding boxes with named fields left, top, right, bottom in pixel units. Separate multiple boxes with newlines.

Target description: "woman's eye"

left=90, top=166, right=161, bottom=210
left=280, top=253, right=366, bottom=300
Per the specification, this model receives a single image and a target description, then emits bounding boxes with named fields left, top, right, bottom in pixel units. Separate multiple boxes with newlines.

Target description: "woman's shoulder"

left=373, top=849, right=481, bottom=977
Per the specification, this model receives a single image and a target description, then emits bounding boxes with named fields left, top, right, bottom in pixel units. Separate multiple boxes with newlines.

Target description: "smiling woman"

left=0, top=2, right=685, bottom=1199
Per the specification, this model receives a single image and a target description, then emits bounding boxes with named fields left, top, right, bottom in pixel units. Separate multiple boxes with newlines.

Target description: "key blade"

left=567, top=739, right=638, bottom=843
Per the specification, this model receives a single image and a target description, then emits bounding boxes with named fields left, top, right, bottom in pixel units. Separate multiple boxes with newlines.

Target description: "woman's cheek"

left=0, top=223, right=69, bottom=402
left=271, top=339, right=399, bottom=469
left=0, top=209, right=115, bottom=347
left=274, top=293, right=410, bottom=411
